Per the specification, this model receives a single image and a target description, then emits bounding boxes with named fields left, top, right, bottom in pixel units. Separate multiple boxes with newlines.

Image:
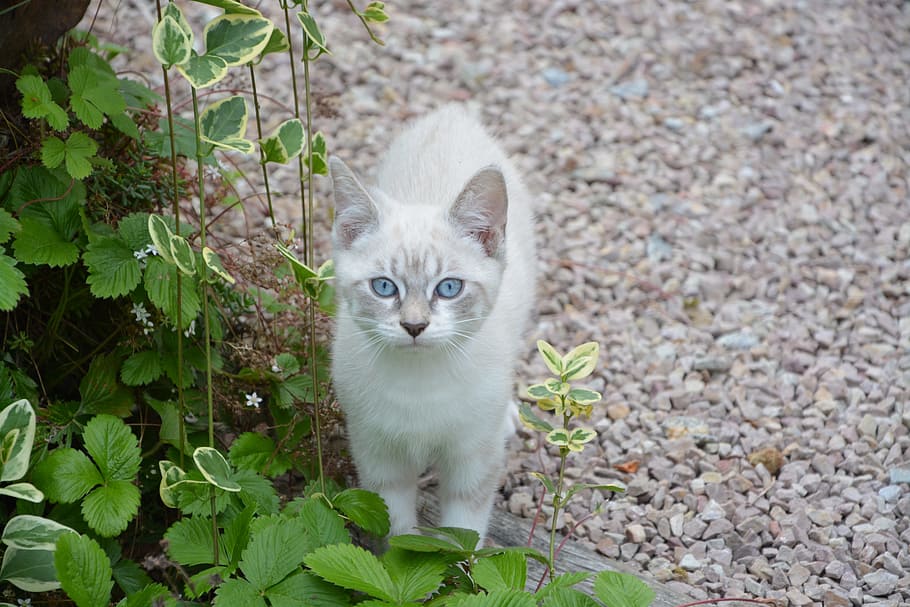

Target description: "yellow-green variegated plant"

left=519, top=341, right=626, bottom=580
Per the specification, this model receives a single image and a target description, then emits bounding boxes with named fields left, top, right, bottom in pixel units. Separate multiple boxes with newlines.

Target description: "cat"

left=329, top=104, right=536, bottom=544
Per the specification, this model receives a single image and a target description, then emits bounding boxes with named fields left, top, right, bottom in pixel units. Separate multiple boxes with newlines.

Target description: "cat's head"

left=329, top=156, right=508, bottom=351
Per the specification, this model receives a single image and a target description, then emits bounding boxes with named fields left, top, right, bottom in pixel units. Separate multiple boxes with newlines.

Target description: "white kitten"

left=329, top=105, right=535, bottom=544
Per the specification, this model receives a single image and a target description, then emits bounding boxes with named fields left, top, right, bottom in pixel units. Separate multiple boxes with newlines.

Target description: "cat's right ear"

left=329, top=156, right=379, bottom=248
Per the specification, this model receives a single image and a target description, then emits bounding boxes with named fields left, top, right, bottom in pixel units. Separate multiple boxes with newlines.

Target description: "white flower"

left=144, top=243, right=159, bottom=256
left=184, top=319, right=196, bottom=338
left=133, top=248, right=148, bottom=261
left=245, top=392, right=263, bottom=409
left=271, top=361, right=281, bottom=373
left=18, top=599, right=32, bottom=607
left=131, top=302, right=151, bottom=324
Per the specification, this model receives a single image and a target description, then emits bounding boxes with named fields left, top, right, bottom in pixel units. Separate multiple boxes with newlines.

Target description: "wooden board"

left=416, top=489, right=739, bottom=607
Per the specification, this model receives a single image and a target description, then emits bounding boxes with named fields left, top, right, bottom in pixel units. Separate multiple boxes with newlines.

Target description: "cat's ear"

left=330, top=156, right=379, bottom=248
left=449, top=166, right=508, bottom=257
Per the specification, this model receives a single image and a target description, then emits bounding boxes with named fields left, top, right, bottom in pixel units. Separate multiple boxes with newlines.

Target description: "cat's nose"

left=400, top=321, right=428, bottom=338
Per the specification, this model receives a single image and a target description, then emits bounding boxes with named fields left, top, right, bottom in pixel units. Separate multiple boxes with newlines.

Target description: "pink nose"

left=400, top=321, right=428, bottom=338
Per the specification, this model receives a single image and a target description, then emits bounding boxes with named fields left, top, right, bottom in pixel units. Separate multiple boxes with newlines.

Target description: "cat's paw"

left=503, top=399, right=521, bottom=437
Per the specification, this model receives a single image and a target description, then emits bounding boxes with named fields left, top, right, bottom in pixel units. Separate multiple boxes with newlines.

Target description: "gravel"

left=92, top=0, right=909, bottom=605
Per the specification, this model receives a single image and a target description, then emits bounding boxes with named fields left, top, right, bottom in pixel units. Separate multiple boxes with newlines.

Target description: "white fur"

left=330, top=105, right=536, bottom=544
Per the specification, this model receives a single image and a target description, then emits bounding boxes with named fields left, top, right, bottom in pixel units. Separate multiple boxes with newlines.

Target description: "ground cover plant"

left=0, top=1, right=678, bottom=606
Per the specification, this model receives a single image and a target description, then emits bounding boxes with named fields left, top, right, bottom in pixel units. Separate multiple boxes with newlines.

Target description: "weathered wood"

left=417, top=489, right=750, bottom=607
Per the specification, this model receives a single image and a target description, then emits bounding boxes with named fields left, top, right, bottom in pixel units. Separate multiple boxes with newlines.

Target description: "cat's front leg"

left=437, top=436, right=505, bottom=546
left=349, top=435, right=420, bottom=537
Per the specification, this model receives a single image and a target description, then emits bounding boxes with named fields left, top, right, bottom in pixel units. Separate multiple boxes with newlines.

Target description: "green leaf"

left=472, top=551, right=527, bottom=592
left=567, top=427, right=597, bottom=452
left=592, top=571, right=655, bottom=607
left=561, top=342, right=599, bottom=382
left=214, top=578, right=267, bottom=607
left=527, top=383, right=554, bottom=400
left=2, top=515, right=76, bottom=551
left=292, top=497, right=350, bottom=549
left=120, top=351, right=163, bottom=386
left=297, top=12, right=330, bottom=56
left=540, top=588, right=600, bottom=607
left=544, top=378, right=570, bottom=396
left=529, top=471, right=556, bottom=495
left=332, top=488, right=390, bottom=537
left=164, top=516, right=215, bottom=566
left=266, top=570, right=351, bottom=607
left=202, top=246, right=235, bottom=284
left=536, top=572, right=591, bottom=600
left=261, top=118, right=304, bottom=164
left=304, top=131, right=328, bottom=175
left=204, top=13, right=274, bottom=66
left=382, top=548, right=446, bottom=603
left=147, top=214, right=175, bottom=264
left=0, top=482, right=43, bottom=502
left=68, top=65, right=126, bottom=129
left=153, top=14, right=193, bottom=67
left=169, top=233, right=196, bottom=275
left=0, top=399, right=36, bottom=482
left=234, top=468, right=280, bottom=515
left=192, top=0, right=261, bottom=14
left=147, top=400, right=190, bottom=455
left=424, top=527, right=481, bottom=551
left=144, top=256, right=201, bottom=329
left=257, top=28, right=290, bottom=61
left=81, top=481, right=141, bottom=537
left=362, top=1, right=390, bottom=23
left=54, top=534, right=114, bottom=607
left=111, top=557, right=152, bottom=596
left=0, top=546, right=60, bottom=592
left=545, top=429, right=570, bottom=449
left=83, top=236, right=142, bottom=298
left=120, top=583, right=172, bottom=607
left=518, top=401, right=553, bottom=433
left=200, top=95, right=253, bottom=153
left=537, top=340, right=563, bottom=376
left=17, top=74, right=68, bottom=131
left=40, top=132, right=98, bottom=180
left=222, top=505, right=255, bottom=566
left=240, top=518, right=309, bottom=590
left=163, top=0, right=195, bottom=35
left=563, top=481, right=625, bottom=504
left=0, top=252, right=28, bottom=311
left=229, top=432, right=291, bottom=477
left=12, top=217, right=80, bottom=268
left=388, top=534, right=467, bottom=555
left=176, top=51, right=229, bottom=89
left=117, top=212, right=153, bottom=251
left=567, top=388, right=601, bottom=405
left=79, top=354, right=133, bottom=416
left=193, top=446, right=241, bottom=491
left=83, top=414, right=141, bottom=481
left=32, top=448, right=102, bottom=503
left=304, top=543, right=396, bottom=602
left=0, top=208, right=20, bottom=244
left=451, top=590, right=537, bottom=607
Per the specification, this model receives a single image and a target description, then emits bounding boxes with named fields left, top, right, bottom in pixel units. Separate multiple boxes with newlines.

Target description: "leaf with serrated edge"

left=32, top=448, right=102, bottom=503
left=536, top=340, right=563, bottom=376
left=304, top=544, right=396, bottom=602
left=54, top=534, right=114, bottom=607
left=2, top=515, right=76, bottom=550
left=0, top=253, right=28, bottom=311
left=561, top=342, right=599, bottom=382
left=83, top=237, right=142, bottom=298
left=164, top=516, right=215, bottom=566
left=214, top=578, right=267, bottom=607
left=333, top=488, right=390, bottom=536
left=265, top=570, right=350, bottom=607
left=472, top=550, right=527, bottom=592
left=81, top=480, right=140, bottom=537
left=592, top=570, right=655, bottom=607
left=239, top=518, right=309, bottom=590
left=193, top=447, right=241, bottom=491
left=120, top=351, right=163, bottom=386
left=83, top=414, right=140, bottom=482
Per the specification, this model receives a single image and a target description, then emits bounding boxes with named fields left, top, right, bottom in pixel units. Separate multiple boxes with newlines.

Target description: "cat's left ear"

left=330, top=156, right=380, bottom=248
left=449, top=166, right=508, bottom=258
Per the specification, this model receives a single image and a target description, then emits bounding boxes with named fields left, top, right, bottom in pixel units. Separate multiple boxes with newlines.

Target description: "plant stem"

left=191, top=86, right=219, bottom=565
left=156, top=0, right=186, bottom=469
left=248, top=63, right=276, bottom=229
left=280, top=0, right=308, bottom=255
left=301, top=44, right=326, bottom=495
left=548, top=447, right=568, bottom=578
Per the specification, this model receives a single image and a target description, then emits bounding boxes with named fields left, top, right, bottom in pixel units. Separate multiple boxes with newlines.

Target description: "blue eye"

left=435, top=278, right=464, bottom=298
left=370, top=277, right=398, bottom=297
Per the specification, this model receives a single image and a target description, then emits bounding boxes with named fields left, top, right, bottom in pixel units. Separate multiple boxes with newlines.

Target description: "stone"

left=700, top=499, right=726, bottom=521
left=625, top=523, right=647, bottom=544
left=679, top=553, right=702, bottom=571
left=862, top=569, right=898, bottom=596
left=692, top=356, right=731, bottom=372
left=606, top=403, right=631, bottom=420
left=703, top=518, right=734, bottom=539
left=878, top=485, right=902, bottom=502
left=822, top=589, right=851, bottom=607
left=788, top=563, right=811, bottom=586
left=717, top=330, right=759, bottom=350
left=609, top=79, right=648, bottom=99
left=889, top=467, right=910, bottom=484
